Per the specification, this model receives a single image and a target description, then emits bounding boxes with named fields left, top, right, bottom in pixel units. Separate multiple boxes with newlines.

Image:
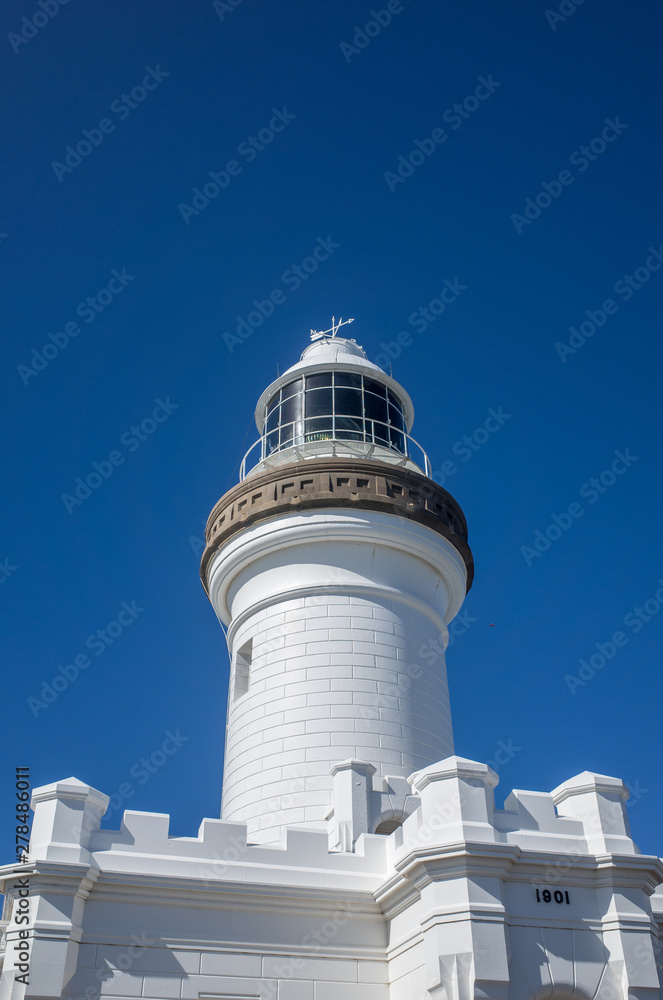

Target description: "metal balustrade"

left=240, top=417, right=431, bottom=480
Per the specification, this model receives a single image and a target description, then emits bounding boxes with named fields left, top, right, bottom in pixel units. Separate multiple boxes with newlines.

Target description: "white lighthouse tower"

left=201, top=322, right=473, bottom=845
left=3, top=323, right=663, bottom=1000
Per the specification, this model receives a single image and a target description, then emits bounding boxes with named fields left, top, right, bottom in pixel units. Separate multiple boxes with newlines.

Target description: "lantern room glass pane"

left=368, top=423, right=390, bottom=446
left=265, top=390, right=280, bottom=413
left=281, top=379, right=303, bottom=401
left=389, top=427, right=405, bottom=451
left=306, top=372, right=332, bottom=389
left=305, top=417, right=333, bottom=440
left=364, top=377, right=386, bottom=398
left=335, top=372, right=362, bottom=389
left=281, top=392, right=303, bottom=427
left=334, top=387, right=363, bottom=417
left=364, top=392, right=388, bottom=426
left=388, top=403, right=405, bottom=432
left=305, top=387, right=333, bottom=417
left=335, top=415, right=364, bottom=440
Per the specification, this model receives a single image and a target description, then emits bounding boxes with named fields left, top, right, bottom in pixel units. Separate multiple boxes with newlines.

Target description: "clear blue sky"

left=2, top=0, right=662, bottom=856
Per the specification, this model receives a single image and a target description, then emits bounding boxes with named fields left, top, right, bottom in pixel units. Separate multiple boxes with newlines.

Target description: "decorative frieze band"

left=200, top=458, right=473, bottom=591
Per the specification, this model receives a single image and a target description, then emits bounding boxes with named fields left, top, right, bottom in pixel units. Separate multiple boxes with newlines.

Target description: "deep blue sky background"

left=2, top=0, right=662, bottom=857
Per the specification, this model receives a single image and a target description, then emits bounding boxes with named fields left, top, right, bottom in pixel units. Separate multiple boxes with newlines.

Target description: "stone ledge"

left=201, top=458, right=473, bottom=593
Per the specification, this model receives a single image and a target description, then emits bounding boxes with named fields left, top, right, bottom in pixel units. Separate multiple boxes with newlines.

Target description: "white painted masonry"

left=2, top=763, right=662, bottom=999
left=1, top=333, right=661, bottom=1000
left=211, top=508, right=465, bottom=844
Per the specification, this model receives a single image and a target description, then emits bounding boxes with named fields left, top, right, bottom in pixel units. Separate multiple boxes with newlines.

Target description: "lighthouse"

left=200, top=323, right=474, bottom=845
left=3, top=322, right=662, bottom=1000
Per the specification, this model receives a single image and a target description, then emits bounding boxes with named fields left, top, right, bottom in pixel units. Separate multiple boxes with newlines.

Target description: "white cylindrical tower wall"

left=222, top=592, right=452, bottom=843
left=207, top=507, right=467, bottom=844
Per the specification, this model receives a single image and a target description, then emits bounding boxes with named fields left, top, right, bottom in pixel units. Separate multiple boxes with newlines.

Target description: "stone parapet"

left=4, top=768, right=662, bottom=999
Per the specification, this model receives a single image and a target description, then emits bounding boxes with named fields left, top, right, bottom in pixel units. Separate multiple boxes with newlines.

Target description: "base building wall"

left=1, top=760, right=662, bottom=1000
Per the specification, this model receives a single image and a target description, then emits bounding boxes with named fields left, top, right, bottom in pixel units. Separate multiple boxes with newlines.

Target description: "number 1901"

left=535, top=888, right=570, bottom=904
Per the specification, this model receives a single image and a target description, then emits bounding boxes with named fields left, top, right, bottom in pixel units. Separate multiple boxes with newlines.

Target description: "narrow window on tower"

left=233, top=638, right=252, bottom=700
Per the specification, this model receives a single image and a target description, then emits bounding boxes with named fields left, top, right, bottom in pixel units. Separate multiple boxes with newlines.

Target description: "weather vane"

left=310, top=316, right=354, bottom=341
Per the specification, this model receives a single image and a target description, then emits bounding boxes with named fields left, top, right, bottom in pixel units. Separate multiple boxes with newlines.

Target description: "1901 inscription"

left=535, top=888, right=570, bottom=904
